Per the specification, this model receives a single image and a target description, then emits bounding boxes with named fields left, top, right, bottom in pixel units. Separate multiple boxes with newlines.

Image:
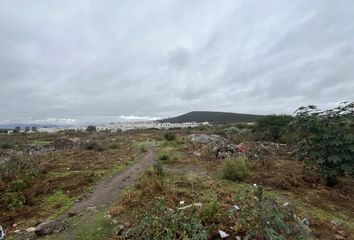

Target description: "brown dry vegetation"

left=0, top=130, right=162, bottom=231
left=1, top=128, right=353, bottom=240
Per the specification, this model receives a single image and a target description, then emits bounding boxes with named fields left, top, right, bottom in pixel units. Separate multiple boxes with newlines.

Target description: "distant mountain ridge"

left=158, top=111, right=262, bottom=124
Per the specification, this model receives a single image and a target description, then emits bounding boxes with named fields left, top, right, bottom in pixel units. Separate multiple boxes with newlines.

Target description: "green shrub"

left=82, top=142, right=105, bottom=151
left=255, top=115, right=293, bottom=142
left=221, top=156, right=250, bottom=181
left=0, top=143, right=11, bottom=149
left=140, top=146, right=148, bottom=153
left=236, top=186, right=309, bottom=239
left=158, top=152, right=170, bottom=161
left=1, top=179, right=28, bottom=210
left=86, top=125, right=97, bottom=133
left=291, top=102, right=354, bottom=186
left=124, top=199, right=207, bottom=239
left=200, top=200, right=220, bottom=222
left=164, top=132, right=176, bottom=141
left=153, top=160, right=164, bottom=177
left=1, top=191, right=26, bottom=210
left=0, top=154, right=33, bottom=182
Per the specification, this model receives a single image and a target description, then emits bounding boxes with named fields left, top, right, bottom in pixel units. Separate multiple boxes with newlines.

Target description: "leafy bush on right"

left=291, top=102, right=354, bottom=186
left=222, top=156, right=250, bottom=181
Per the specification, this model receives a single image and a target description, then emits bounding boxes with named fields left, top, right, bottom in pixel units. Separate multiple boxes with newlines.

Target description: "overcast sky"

left=1, top=0, right=353, bottom=124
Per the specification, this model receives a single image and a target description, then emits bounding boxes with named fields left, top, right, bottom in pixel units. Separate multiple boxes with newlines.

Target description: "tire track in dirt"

left=66, top=148, right=155, bottom=216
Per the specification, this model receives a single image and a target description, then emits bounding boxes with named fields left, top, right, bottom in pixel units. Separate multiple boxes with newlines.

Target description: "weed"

left=44, top=190, right=73, bottom=218
left=221, top=156, right=250, bottom=181
left=200, top=144, right=214, bottom=161
left=153, top=160, right=164, bottom=177
left=140, top=145, right=147, bottom=153
left=158, top=152, right=170, bottom=161
left=75, top=211, right=115, bottom=240
left=81, top=142, right=105, bottom=151
left=236, top=186, right=309, bottom=240
left=124, top=199, right=207, bottom=240
left=1, top=192, right=26, bottom=210
left=200, top=200, right=220, bottom=222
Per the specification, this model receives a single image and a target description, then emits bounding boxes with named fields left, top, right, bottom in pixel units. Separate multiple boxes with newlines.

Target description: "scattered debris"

left=26, top=227, right=36, bottom=232
left=331, top=219, right=342, bottom=226
left=179, top=200, right=185, bottom=205
left=232, top=205, right=240, bottom=211
left=177, top=203, right=203, bottom=210
left=252, top=183, right=258, bottom=188
left=218, top=230, right=229, bottom=238
left=302, top=217, right=310, bottom=226
left=0, top=225, right=4, bottom=240
left=212, top=144, right=240, bottom=159
left=115, top=224, right=125, bottom=236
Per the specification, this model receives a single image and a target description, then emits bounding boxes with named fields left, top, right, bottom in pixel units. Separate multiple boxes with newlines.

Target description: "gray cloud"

left=0, top=0, right=353, bottom=124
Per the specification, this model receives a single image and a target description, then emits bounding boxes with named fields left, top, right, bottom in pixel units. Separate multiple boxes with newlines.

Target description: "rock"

left=67, top=211, right=77, bottom=217
left=302, top=217, right=310, bottom=226
left=283, top=202, right=290, bottom=207
left=232, top=205, right=240, bottom=211
left=334, top=234, right=346, bottom=240
left=218, top=230, right=229, bottom=238
left=26, top=227, right=36, bottom=232
left=35, top=220, right=61, bottom=236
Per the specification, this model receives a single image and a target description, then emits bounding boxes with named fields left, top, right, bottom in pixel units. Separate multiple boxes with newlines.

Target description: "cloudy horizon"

left=1, top=0, right=354, bottom=124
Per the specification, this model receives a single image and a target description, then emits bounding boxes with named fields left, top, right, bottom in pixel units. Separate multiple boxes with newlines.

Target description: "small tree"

left=291, top=102, right=354, bottom=186
left=255, top=115, right=293, bottom=142
left=86, top=125, right=97, bottom=133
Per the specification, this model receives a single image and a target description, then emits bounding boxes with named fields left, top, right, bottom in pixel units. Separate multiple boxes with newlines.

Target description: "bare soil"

left=66, top=148, right=155, bottom=216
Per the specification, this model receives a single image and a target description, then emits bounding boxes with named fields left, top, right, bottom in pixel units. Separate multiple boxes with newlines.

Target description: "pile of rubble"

left=212, top=144, right=246, bottom=159
left=189, top=134, right=227, bottom=145
left=189, top=134, right=247, bottom=160
left=30, top=138, right=79, bottom=154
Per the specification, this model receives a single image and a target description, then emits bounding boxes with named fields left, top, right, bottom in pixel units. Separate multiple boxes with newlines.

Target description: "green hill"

left=158, top=111, right=262, bottom=124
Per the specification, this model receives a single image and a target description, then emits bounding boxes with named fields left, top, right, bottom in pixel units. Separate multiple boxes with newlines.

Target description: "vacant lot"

left=1, top=127, right=353, bottom=240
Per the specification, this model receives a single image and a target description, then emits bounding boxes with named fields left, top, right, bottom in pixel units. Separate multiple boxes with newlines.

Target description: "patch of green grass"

left=30, top=140, right=51, bottom=147
left=43, top=190, right=73, bottom=219
left=75, top=211, right=115, bottom=240
left=221, top=156, right=250, bottom=181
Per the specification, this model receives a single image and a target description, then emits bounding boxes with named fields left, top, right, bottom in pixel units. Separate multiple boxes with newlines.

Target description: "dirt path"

left=66, top=148, right=155, bottom=216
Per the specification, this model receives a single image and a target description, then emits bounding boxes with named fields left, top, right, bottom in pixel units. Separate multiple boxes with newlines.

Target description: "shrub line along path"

left=66, top=147, right=156, bottom=216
